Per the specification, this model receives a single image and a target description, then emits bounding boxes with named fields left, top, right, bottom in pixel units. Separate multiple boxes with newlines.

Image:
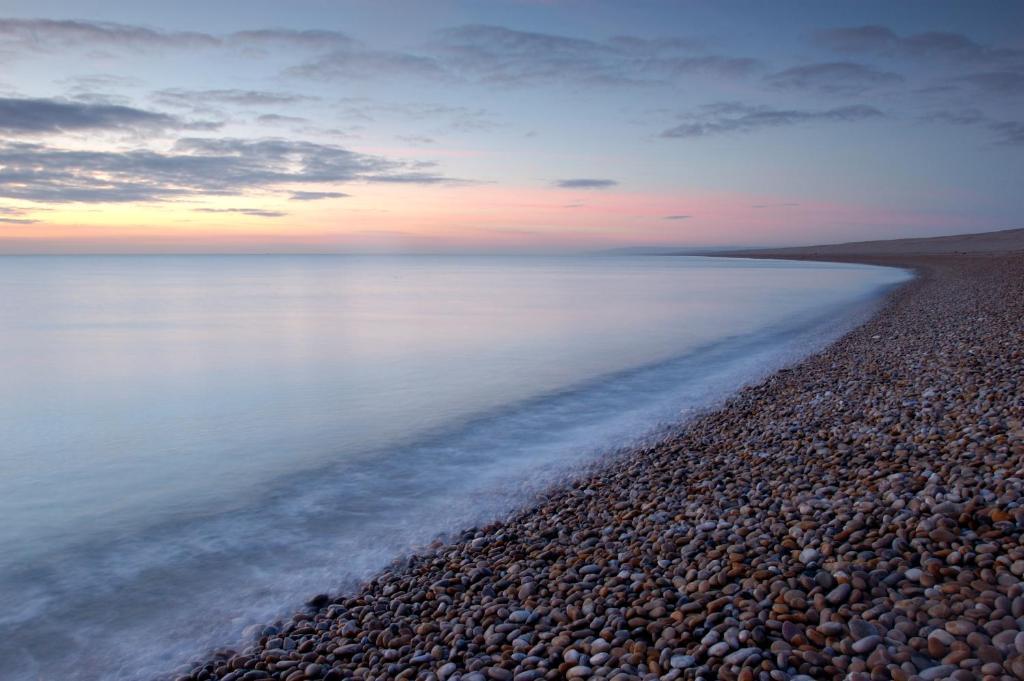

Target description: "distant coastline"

left=709, top=226, right=1024, bottom=260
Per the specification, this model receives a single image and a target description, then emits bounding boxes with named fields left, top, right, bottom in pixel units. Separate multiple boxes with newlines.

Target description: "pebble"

left=670, top=654, right=695, bottom=669
left=851, top=635, right=881, bottom=654
left=707, top=641, right=730, bottom=657
left=826, top=583, right=852, bottom=605
left=919, top=665, right=957, bottom=680
left=723, top=647, right=760, bottom=665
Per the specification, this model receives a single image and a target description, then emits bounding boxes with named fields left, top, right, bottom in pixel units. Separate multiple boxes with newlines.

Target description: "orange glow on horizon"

left=1, top=183, right=984, bottom=254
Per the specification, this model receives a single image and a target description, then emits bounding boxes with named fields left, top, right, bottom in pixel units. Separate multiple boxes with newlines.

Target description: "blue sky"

left=0, top=0, right=1021, bottom=252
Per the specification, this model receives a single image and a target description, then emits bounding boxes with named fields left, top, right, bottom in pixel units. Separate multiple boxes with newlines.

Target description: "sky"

left=0, top=0, right=1022, bottom=253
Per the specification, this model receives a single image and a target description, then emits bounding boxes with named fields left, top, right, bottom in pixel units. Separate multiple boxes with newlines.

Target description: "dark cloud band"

left=555, top=178, right=618, bottom=189
left=0, top=97, right=177, bottom=134
left=0, top=137, right=459, bottom=203
left=661, top=102, right=883, bottom=139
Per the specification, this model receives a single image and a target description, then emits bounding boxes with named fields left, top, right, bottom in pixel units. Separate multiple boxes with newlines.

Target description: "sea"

left=0, top=254, right=910, bottom=680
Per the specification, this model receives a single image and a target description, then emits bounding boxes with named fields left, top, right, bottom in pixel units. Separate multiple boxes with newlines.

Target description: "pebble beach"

left=179, top=243, right=1024, bottom=681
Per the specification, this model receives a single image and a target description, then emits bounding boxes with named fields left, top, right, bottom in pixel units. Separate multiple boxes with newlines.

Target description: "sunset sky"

left=0, top=0, right=1022, bottom=253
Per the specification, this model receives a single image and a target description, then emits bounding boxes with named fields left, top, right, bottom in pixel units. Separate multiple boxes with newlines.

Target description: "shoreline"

left=180, top=245, right=1023, bottom=681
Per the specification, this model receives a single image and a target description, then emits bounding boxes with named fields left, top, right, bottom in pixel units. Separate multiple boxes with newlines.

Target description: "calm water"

left=0, top=255, right=909, bottom=680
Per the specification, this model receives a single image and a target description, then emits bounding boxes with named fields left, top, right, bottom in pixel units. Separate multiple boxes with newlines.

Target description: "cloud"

left=370, top=172, right=470, bottom=185
left=291, top=22, right=759, bottom=86
left=0, top=18, right=220, bottom=50
left=196, top=207, right=287, bottom=218
left=605, top=35, right=704, bottom=55
left=0, top=206, right=38, bottom=224
left=751, top=202, right=800, bottom=208
left=289, top=191, right=349, bottom=201
left=430, top=24, right=760, bottom=86
left=0, top=21, right=408, bottom=83
left=397, top=134, right=437, bottom=145
left=0, top=96, right=177, bottom=134
left=661, top=102, right=883, bottom=138
left=663, top=214, right=691, bottom=220
left=555, top=178, right=618, bottom=189
left=0, top=20, right=367, bottom=99
left=921, top=109, right=987, bottom=126
left=815, top=25, right=1024, bottom=65
left=988, top=120, right=1024, bottom=144
left=0, top=19, right=352, bottom=55
left=58, top=74, right=145, bottom=92
left=257, top=114, right=309, bottom=125
left=923, top=108, right=1024, bottom=145
left=0, top=136, right=460, bottom=203
left=435, top=24, right=614, bottom=84
left=767, top=62, right=903, bottom=94
left=652, top=55, right=761, bottom=78
left=1, top=18, right=756, bottom=88
left=336, top=99, right=498, bottom=132
left=287, top=50, right=447, bottom=81
left=154, top=89, right=317, bottom=109
left=955, top=71, right=1024, bottom=96
left=226, top=29, right=354, bottom=52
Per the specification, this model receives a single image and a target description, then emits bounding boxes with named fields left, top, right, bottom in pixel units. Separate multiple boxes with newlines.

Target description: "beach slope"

left=714, top=226, right=1024, bottom=261
left=184, top=230, right=1024, bottom=681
